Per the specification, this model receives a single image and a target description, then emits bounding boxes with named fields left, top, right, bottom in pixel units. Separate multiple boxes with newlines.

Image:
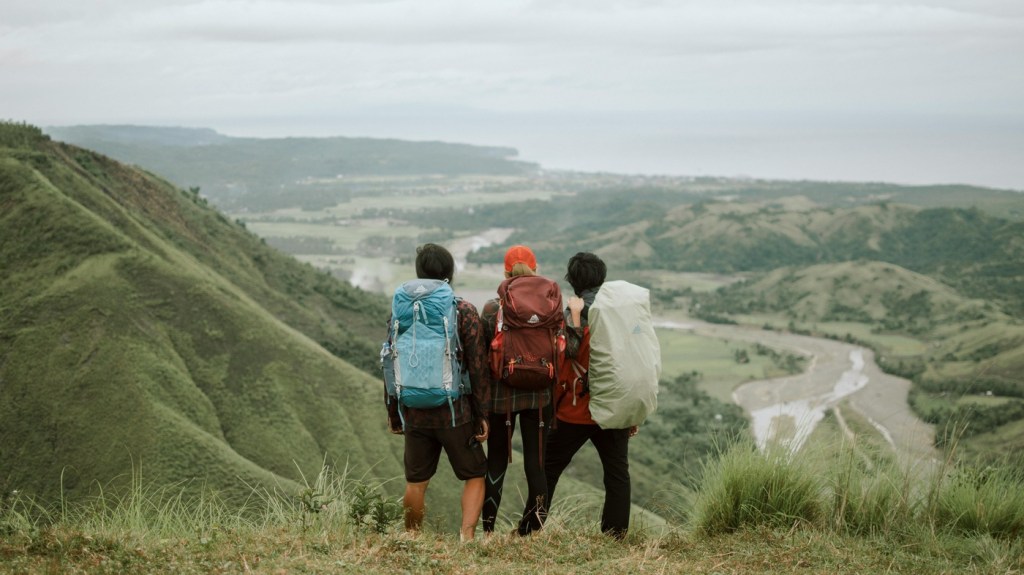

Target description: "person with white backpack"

left=531, top=252, right=661, bottom=539
left=381, top=243, right=491, bottom=541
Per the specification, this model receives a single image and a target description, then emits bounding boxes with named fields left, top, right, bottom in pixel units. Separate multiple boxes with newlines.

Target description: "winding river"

left=656, top=319, right=937, bottom=465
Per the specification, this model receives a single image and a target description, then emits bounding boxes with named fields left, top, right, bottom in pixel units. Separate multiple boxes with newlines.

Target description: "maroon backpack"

left=490, top=275, right=565, bottom=390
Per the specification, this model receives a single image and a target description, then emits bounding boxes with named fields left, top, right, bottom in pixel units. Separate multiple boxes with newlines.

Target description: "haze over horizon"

left=3, top=0, right=1023, bottom=190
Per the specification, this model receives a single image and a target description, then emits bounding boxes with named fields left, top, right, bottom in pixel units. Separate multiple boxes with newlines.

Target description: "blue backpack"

left=381, top=279, right=468, bottom=428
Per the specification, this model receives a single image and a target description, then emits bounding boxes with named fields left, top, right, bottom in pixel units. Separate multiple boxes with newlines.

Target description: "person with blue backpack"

left=381, top=243, right=491, bottom=541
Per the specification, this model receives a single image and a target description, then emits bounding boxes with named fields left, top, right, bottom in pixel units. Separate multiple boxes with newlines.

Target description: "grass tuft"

left=932, top=464, right=1024, bottom=539
left=691, top=439, right=825, bottom=534
left=830, top=437, right=920, bottom=538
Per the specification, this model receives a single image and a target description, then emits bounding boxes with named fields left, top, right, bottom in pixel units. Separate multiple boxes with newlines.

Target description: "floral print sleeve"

left=458, top=299, right=490, bottom=420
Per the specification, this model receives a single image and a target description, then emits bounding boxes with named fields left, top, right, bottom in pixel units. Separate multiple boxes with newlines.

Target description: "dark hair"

left=415, top=243, right=455, bottom=284
left=565, top=252, right=606, bottom=295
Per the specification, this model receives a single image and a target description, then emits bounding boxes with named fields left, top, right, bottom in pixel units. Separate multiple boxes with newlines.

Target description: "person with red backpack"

left=382, top=243, right=491, bottom=541
left=531, top=252, right=649, bottom=540
left=480, top=245, right=563, bottom=536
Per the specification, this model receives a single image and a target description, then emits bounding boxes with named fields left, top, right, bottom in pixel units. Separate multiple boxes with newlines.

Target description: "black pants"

left=536, top=419, right=631, bottom=538
left=482, top=408, right=548, bottom=534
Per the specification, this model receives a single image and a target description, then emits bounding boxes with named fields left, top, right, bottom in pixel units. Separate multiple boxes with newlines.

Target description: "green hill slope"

left=0, top=124, right=412, bottom=507
left=667, top=202, right=1018, bottom=317
left=458, top=191, right=1022, bottom=313
left=700, top=261, right=992, bottom=329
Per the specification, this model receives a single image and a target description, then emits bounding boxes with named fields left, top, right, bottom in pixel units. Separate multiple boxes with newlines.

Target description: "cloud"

left=2, top=0, right=1022, bottom=186
left=100, top=0, right=1021, bottom=53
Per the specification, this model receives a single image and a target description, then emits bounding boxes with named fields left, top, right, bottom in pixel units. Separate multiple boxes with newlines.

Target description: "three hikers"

left=383, top=246, right=659, bottom=540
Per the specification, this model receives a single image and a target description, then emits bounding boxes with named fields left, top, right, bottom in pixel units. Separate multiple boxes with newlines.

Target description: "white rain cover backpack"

left=587, top=280, right=661, bottom=429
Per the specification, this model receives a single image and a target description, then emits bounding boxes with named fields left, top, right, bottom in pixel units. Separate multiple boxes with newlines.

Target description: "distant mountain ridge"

left=46, top=125, right=230, bottom=147
left=43, top=124, right=539, bottom=209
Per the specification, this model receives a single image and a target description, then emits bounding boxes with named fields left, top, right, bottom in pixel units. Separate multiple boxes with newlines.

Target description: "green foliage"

left=879, top=289, right=934, bottom=333
left=876, top=355, right=927, bottom=380
left=291, top=463, right=401, bottom=536
left=0, top=121, right=50, bottom=149
left=690, top=255, right=1024, bottom=459
left=692, top=309, right=738, bottom=325
left=41, top=128, right=1024, bottom=314
left=753, top=343, right=807, bottom=374
left=830, top=442, right=917, bottom=537
left=473, top=195, right=1023, bottom=318
left=694, top=435, right=1024, bottom=544
left=344, top=482, right=402, bottom=534
left=914, top=376, right=1024, bottom=401
left=938, top=401, right=1024, bottom=446
left=692, top=441, right=825, bottom=534
left=0, top=489, right=40, bottom=542
left=823, top=300, right=875, bottom=323
left=932, top=464, right=1024, bottom=539
left=733, top=349, right=750, bottom=364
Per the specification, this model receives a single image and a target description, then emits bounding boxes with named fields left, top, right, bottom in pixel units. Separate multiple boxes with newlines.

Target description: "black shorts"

left=404, top=422, right=487, bottom=483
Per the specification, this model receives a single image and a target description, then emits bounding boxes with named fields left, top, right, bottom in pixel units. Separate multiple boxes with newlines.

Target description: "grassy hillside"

left=0, top=123, right=427, bottom=511
left=642, top=201, right=1021, bottom=315
left=698, top=261, right=993, bottom=330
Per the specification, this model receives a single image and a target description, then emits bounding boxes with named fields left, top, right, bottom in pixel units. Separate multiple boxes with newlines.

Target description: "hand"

left=388, top=417, right=403, bottom=435
left=568, top=296, right=585, bottom=314
left=628, top=425, right=639, bottom=438
left=475, top=419, right=490, bottom=443
left=567, top=296, right=585, bottom=327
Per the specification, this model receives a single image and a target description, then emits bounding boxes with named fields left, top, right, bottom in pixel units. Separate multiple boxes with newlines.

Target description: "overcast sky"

left=3, top=0, right=1023, bottom=189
